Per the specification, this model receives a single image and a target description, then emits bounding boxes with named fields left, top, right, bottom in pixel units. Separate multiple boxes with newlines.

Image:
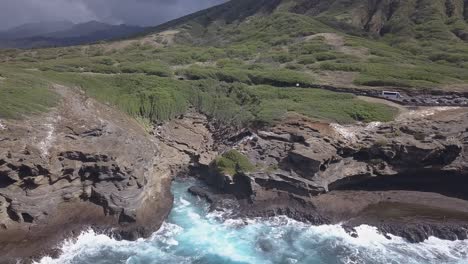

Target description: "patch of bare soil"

left=279, top=112, right=337, bottom=136
left=103, top=30, right=180, bottom=52
left=317, top=70, right=359, bottom=88
left=357, top=95, right=407, bottom=113
left=441, top=83, right=468, bottom=92
left=306, top=33, right=369, bottom=58
left=155, top=30, right=179, bottom=45
left=396, top=106, right=461, bottom=121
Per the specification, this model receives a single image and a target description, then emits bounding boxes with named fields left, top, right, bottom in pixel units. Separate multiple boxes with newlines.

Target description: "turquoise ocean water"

left=36, top=179, right=468, bottom=264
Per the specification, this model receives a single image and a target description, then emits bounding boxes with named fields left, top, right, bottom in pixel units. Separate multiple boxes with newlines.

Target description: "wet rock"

left=378, top=222, right=468, bottom=243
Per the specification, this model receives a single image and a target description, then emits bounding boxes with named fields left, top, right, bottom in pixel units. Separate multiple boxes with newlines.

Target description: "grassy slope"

left=171, top=0, right=468, bottom=90
left=0, top=66, right=58, bottom=119
left=323, top=0, right=468, bottom=88
left=6, top=0, right=468, bottom=123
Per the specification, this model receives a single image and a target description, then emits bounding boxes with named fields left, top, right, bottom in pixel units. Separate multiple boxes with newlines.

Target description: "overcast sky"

left=0, top=0, right=227, bottom=30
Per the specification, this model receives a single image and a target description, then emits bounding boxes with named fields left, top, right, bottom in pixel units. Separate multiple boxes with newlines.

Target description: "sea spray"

left=36, top=179, right=468, bottom=264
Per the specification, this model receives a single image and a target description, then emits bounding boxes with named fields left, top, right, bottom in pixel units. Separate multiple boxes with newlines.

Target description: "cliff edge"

left=0, top=85, right=173, bottom=262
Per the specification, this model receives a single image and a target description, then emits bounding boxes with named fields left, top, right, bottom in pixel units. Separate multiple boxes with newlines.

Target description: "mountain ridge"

left=0, top=20, right=75, bottom=40
left=149, top=0, right=468, bottom=42
left=0, top=21, right=147, bottom=49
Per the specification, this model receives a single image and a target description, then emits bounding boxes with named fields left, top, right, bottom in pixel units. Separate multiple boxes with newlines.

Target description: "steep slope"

left=145, top=0, right=468, bottom=92
left=158, top=0, right=468, bottom=42
left=310, top=0, right=468, bottom=40
left=0, top=85, right=173, bottom=262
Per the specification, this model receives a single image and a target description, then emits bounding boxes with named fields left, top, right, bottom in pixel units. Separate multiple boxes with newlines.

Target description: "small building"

left=381, top=91, right=402, bottom=100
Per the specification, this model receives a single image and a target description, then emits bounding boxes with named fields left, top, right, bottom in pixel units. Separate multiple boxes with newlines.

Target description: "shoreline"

left=187, top=179, right=468, bottom=243
left=8, top=164, right=468, bottom=262
left=2, top=98, right=468, bottom=263
left=31, top=177, right=468, bottom=262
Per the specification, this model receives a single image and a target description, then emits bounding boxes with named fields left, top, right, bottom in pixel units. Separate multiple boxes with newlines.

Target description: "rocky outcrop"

left=153, top=110, right=219, bottom=172
left=0, top=85, right=173, bottom=262
left=190, top=108, right=468, bottom=242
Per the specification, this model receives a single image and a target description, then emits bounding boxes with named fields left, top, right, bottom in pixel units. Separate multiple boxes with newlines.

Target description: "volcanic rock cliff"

left=0, top=85, right=173, bottom=262
left=189, top=108, right=468, bottom=243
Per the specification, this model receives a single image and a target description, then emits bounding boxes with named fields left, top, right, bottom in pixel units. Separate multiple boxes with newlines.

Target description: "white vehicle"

left=381, top=91, right=402, bottom=100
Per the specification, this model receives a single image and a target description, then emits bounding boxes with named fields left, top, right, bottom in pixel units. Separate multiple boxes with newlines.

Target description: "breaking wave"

left=35, top=179, right=468, bottom=264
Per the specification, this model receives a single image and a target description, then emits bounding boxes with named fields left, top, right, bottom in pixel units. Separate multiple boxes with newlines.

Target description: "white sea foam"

left=35, top=181, right=468, bottom=264
left=179, top=197, right=190, bottom=207
left=301, top=224, right=468, bottom=264
left=35, top=220, right=468, bottom=264
left=34, top=229, right=133, bottom=264
left=0, top=120, right=6, bottom=130
left=149, top=222, right=183, bottom=246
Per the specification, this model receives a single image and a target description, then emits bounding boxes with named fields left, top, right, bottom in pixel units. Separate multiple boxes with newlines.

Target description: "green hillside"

left=1, top=0, right=468, bottom=125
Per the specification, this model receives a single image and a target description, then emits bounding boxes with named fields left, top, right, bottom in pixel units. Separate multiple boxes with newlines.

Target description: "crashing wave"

left=35, top=180, right=468, bottom=264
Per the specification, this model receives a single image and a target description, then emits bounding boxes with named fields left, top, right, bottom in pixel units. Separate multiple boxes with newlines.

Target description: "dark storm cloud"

left=0, top=0, right=227, bottom=30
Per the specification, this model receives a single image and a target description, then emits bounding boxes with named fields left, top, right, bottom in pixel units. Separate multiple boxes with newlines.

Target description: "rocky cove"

left=1, top=86, right=468, bottom=263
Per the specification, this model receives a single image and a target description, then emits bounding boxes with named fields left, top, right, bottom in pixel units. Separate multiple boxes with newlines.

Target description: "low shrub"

left=297, top=55, right=317, bottom=65
left=212, top=150, right=255, bottom=175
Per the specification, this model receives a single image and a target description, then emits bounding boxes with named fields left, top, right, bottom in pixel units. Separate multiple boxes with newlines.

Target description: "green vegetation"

left=120, top=61, right=172, bottom=77
left=0, top=67, right=58, bottom=119
left=40, top=70, right=396, bottom=125
left=5, top=0, right=468, bottom=126
left=212, top=150, right=255, bottom=175
left=248, top=86, right=397, bottom=124
left=42, top=72, right=190, bottom=122
left=177, top=66, right=317, bottom=87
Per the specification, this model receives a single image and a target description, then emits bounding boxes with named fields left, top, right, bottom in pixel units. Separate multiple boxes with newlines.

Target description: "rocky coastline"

left=1, top=86, right=468, bottom=263
left=0, top=86, right=175, bottom=263
left=186, top=107, right=468, bottom=243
